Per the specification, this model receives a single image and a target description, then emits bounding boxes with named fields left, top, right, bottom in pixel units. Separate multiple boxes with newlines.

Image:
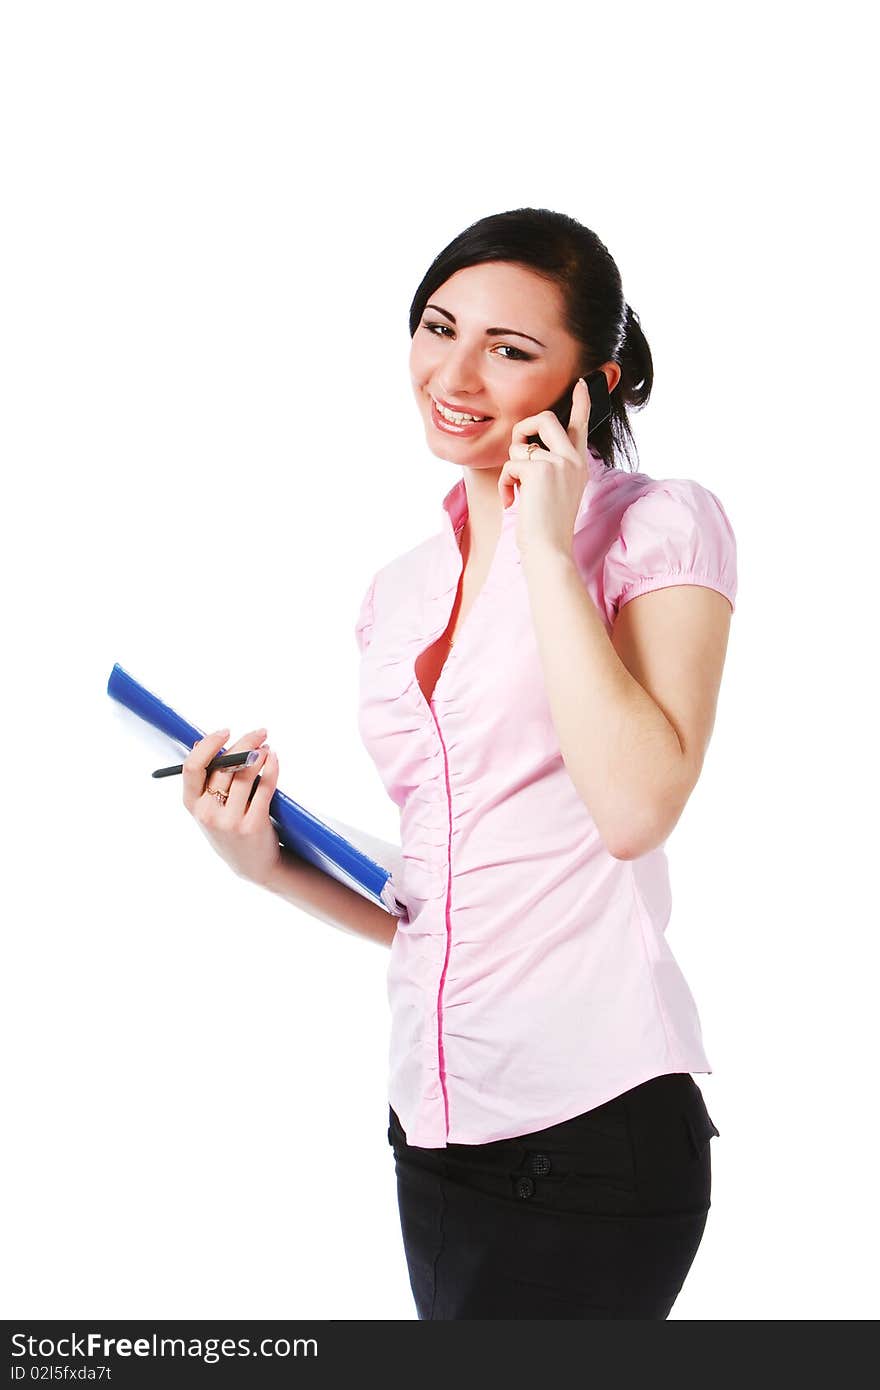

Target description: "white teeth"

left=433, top=398, right=489, bottom=425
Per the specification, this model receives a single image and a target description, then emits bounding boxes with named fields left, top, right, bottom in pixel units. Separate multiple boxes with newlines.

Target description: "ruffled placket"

left=390, top=451, right=607, bottom=1145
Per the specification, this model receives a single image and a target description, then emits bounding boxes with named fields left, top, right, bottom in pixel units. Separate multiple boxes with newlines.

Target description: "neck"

left=460, top=466, right=506, bottom=559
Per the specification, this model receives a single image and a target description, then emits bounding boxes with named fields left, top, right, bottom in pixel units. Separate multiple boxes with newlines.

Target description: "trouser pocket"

left=621, top=1073, right=718, bottom=1214
left=684, top=1095, right=720, bottom=1159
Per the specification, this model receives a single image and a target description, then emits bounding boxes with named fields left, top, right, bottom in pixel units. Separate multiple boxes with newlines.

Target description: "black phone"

left=526, top=369, right=611, bottom=448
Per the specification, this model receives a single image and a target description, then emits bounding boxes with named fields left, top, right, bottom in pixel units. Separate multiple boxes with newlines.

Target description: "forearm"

left=262, top=845, right=398, bottom=949
left=522, top=546, right=686, bottom=859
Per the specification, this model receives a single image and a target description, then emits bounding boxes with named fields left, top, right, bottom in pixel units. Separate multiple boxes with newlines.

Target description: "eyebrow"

left=424, top=304, right=547, bottom=349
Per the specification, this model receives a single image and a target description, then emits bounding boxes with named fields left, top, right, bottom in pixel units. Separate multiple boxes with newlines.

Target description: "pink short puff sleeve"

left=354, top=575, right=376, bottom=654
left=603, top=478, right=738, bottom=619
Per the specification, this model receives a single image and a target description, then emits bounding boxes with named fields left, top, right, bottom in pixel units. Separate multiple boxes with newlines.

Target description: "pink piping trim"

left=430, top=701, right=454, bottom=1138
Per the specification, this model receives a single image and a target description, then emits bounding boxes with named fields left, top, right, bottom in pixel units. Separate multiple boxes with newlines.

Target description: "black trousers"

left=387, top=1072, right=719, bottom=1320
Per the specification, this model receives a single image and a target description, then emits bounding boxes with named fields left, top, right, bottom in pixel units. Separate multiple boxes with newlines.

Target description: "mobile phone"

left=526, top=369, right=611, bottom=447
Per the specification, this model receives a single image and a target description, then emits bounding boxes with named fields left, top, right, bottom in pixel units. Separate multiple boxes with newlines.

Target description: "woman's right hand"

left=182, top=727, right=283, bottom=888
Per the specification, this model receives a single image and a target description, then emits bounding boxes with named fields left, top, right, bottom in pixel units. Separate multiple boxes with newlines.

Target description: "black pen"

left=152, top=750, right=261, bottom=779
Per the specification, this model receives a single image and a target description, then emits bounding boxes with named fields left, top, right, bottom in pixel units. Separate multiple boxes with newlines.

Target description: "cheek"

left=409, top=337, right=435, bottom=382
left=495, top=385, right=533, bottom=422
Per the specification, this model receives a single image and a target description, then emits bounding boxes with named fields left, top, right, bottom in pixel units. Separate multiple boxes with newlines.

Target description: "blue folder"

left=107, top=663, right=407, bottom=918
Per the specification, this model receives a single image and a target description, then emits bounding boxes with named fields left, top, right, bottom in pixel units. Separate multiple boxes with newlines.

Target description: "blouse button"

left=528, top=1153, right=552, bottom=1176
left=515, top=1176, right=535, bottom=1200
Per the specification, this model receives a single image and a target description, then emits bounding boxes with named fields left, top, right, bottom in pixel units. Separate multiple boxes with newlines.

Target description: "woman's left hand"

left=499, top=375, right=593, bottom=563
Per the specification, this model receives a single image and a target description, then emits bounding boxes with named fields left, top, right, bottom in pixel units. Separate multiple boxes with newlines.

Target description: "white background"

left=2, top=0, right=876, bottom=1321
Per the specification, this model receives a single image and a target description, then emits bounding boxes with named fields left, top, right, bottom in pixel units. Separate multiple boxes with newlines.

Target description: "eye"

left=421, top=322, right=534, bottom=362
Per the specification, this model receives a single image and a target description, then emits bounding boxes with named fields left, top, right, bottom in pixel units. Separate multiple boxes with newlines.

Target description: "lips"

left=431, top=395, right=492, bottom=422
left=429, top=397, right=495, bottom=437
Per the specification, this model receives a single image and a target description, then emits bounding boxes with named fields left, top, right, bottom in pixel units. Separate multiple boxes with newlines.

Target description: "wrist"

left=254, top=842, right=288, bottom=894
left=521, top=542, right=576, bottom=576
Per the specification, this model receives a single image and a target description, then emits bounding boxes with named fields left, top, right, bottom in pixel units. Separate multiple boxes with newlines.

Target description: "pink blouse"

left=354, top=446, right=737, bottom=1148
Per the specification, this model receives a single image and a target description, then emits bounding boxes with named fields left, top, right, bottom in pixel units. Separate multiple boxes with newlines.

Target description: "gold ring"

left=527, top=442, right=539, bottom=459
left=209, top=789, right=228, bottom=805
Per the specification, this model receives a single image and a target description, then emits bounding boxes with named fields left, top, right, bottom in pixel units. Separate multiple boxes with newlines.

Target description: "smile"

left=430, top=396, right=494, bottom=436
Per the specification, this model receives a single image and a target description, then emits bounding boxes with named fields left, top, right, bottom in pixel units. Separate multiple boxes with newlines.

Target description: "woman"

left=181, top=208, right=735, bottom=1319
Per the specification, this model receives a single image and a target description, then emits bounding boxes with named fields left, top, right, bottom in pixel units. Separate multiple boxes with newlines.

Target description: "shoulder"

left=617, top=472, right=737, bottom=541
left=354, top=531, right=446, bottom=653
left=587, top=462, right=736, bottom=528
left=595, top=469, right=738, bottom=620
left=375, top=532, right=443, bottom=593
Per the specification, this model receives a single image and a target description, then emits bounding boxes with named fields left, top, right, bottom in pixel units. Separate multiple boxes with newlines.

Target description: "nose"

left=434, top=340, right=487, bottom=402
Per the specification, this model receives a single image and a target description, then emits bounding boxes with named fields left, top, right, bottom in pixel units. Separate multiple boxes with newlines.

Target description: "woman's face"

left=410, top=260, right=587, bottom=470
